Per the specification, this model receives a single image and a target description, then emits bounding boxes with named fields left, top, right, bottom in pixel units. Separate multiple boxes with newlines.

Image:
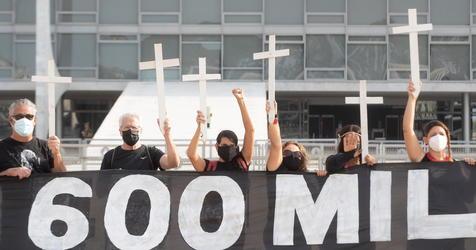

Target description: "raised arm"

left=233, top=88, right=255, bottom=165
left=158, top=118, right=181, bottom=169
left=48, top=136, right=66, bottom=172
left=186, top=111, right=207, bottom=171
left=403, top=81, right=425, bottom=162
left=266, top=101, right=282, bottom=171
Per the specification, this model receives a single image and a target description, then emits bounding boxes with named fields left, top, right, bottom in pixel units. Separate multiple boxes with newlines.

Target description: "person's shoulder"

left=147, top=145, right=164, bottom=155
left=34, top=137, right=48, bottom=145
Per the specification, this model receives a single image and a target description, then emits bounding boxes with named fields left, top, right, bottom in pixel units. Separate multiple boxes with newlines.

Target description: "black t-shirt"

left=100, top=145, right=165, bottom=170
left=204, top=153, right=248, bottom=172
left=0, top=137, right=54, bottom=173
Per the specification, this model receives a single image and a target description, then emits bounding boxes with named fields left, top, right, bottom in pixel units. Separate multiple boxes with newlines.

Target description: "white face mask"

left=428, top=134, right=448, bottom=152
left=13, top=118, right=34, bottom=137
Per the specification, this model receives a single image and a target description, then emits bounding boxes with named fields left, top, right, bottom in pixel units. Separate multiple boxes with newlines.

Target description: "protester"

left=325, top=124, right=377, bottom=174
left=0, top=99, right=66, bottom=179
left=100, top=113, right=180, bottom=170
left=187, top=88, right=254, bottom=171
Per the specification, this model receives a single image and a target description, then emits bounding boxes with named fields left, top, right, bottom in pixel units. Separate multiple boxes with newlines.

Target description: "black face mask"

left=282, top=155, right=303, bottom=171
left=122, top=129, right=139, bottom=146
left=217, top=145, right=239, bottom=162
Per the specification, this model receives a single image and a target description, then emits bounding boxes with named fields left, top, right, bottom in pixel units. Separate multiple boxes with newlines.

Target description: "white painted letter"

left=274, top=174, right=359, bottom=245
left=28, top=177, right=92, bottom=249
left=370, top=171, right=392, bottom=241
left=408, top=169, right=476, bottom=239
left=104, top=175, right=170, bottom=250
left=178, top=176, right=245, bottom=250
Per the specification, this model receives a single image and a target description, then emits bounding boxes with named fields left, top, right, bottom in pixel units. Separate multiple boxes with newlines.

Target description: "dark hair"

left=422, top=120, right=452, bottom=159
left=282, top=141, right=309, bottom=171
left=216, top=130, right=238, bottom=145
left=336, top=124, right=361, bottom=153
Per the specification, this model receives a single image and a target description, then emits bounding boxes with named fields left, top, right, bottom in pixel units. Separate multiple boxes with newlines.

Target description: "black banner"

left=1, top=162, right=476, bottom=249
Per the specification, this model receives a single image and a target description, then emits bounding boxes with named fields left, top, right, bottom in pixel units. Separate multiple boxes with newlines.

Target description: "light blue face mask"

left=14, top=118, right=34, bottom=137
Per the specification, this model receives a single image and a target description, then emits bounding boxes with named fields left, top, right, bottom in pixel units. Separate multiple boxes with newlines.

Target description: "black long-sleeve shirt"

left=325, top=150, right=357, bottom=174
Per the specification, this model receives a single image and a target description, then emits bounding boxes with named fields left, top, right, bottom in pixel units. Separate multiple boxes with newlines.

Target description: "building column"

left=464, top=92, right=471, bottom=143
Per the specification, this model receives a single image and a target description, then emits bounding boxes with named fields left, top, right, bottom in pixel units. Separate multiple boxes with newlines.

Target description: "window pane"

left=389, top=35, right=428, bottom=69
left=58, top=0, right=96, bottom=11
left=141, top=0, right=179, bottom=12
left=99, top=0, right=137, bottom=24
left=348, top=0, right=386, bottom=25
left=142, top=14, right=179, bottom=23
left=99, top=43, right=138, bottom=79
left=15, top=42, right=35, bottom=79
left=472, top=36, right=476, bottom=69
left=224, top=35, right=262, bottom=68
left=182, top=0, right=221, bottom=24
left=16, top=0, right=35, bottom=24
left=430, top=45, right=470, bottom=80
left=307, top=70, right=344, bottom=79
left=140, top=35, right=180, bottom=80
left=306, top=0, right=345, bottom=12
left=265, top=44, right=304, bottom=80
left=347, top=44, right=387, bottom=80
left=224, top=14, right=261, bottom=23
left=57, top=34, right=96, bottom=67
left=0, top=34, right=13, bottom=67
left=223, top=69, right=262, bottom=80
left=182, top=37, right=221, bottom=74
left=389, top=70, right=427, bottom=80
left=265, top=0, right=304, bottom=24
left=0, top=0, right=13, bottom=11
left=431, top=0, right=469, bottom=25
left=141, top=35, right=179, bottom=61
left=306, top=35, right=345, bottom=68
left=224, top=0, right=262, bottom=12
left=389, top=0, right=427, bottom=13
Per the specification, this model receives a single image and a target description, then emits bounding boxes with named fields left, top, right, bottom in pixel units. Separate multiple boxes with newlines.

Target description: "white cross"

left=345, top=81, right=383, bottom=163
left=182, top=57, right=221, bottom=141
left=31, top=60, right=72, bottom=137
left=391, top=8, right=432, bottom=97
left=139, top=43, right=180, bottom=129
left=253, top=35, right=289, bottom=123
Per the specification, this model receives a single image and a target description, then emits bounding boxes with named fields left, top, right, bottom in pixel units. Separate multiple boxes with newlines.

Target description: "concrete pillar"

left=464, top=93, right=471, bottom=143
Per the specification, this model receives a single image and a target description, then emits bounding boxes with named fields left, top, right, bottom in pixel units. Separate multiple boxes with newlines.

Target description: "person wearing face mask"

left=403, top=81, right=476, bottom=165
left=325, top=124, right=377, bottom=174
left=0, top=99, right=66, bottom=179
left=100, top=113, right=180, bottom=170
left=265, top=101, right=311, bottom=173
left=187, top=88, right=254, bottom=172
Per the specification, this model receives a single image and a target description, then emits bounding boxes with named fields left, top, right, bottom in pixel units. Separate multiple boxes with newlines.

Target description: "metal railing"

left=59, top=138, right=476, bottom=171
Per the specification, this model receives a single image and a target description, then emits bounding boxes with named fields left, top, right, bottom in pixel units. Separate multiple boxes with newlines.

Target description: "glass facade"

left=0, top=0, right=475, bottom=81
left=0, top=0, right=474, bottom=139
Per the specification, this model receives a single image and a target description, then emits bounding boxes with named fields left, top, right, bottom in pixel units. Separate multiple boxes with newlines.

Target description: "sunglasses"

left=12, top=114, right=35, bottom=121
left=283, top=150, right=302, bottom=159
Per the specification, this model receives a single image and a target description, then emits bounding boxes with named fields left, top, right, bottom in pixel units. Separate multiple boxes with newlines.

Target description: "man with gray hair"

left=100, top=113, right=180, bottom=170
left=0, top=99, right=66, bottom=179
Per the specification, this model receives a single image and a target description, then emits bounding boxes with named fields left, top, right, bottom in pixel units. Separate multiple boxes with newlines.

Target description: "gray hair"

left=8, top=98, right=37, bottom=116
left=119, top=113, right=141, bottom=128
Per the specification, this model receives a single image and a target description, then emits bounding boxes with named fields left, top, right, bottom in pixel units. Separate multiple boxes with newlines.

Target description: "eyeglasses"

left=121, top=127, right=140, bottom=134
left=283, top=150, right=302, bottom=159
left=12, top=114, right=35, bottom=121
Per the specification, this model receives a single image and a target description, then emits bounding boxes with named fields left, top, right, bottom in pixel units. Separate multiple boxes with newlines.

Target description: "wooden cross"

left=253, top=35, right=290, bottom=123
left=345, top=81, right=384, bottom=163
left=139, top=43, right=180, bottom=130
left=32, top=60, right=72, bottom=137
left=391, top=8, right=432, bottom=97
left=182, top=57, right=221, bottom=141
